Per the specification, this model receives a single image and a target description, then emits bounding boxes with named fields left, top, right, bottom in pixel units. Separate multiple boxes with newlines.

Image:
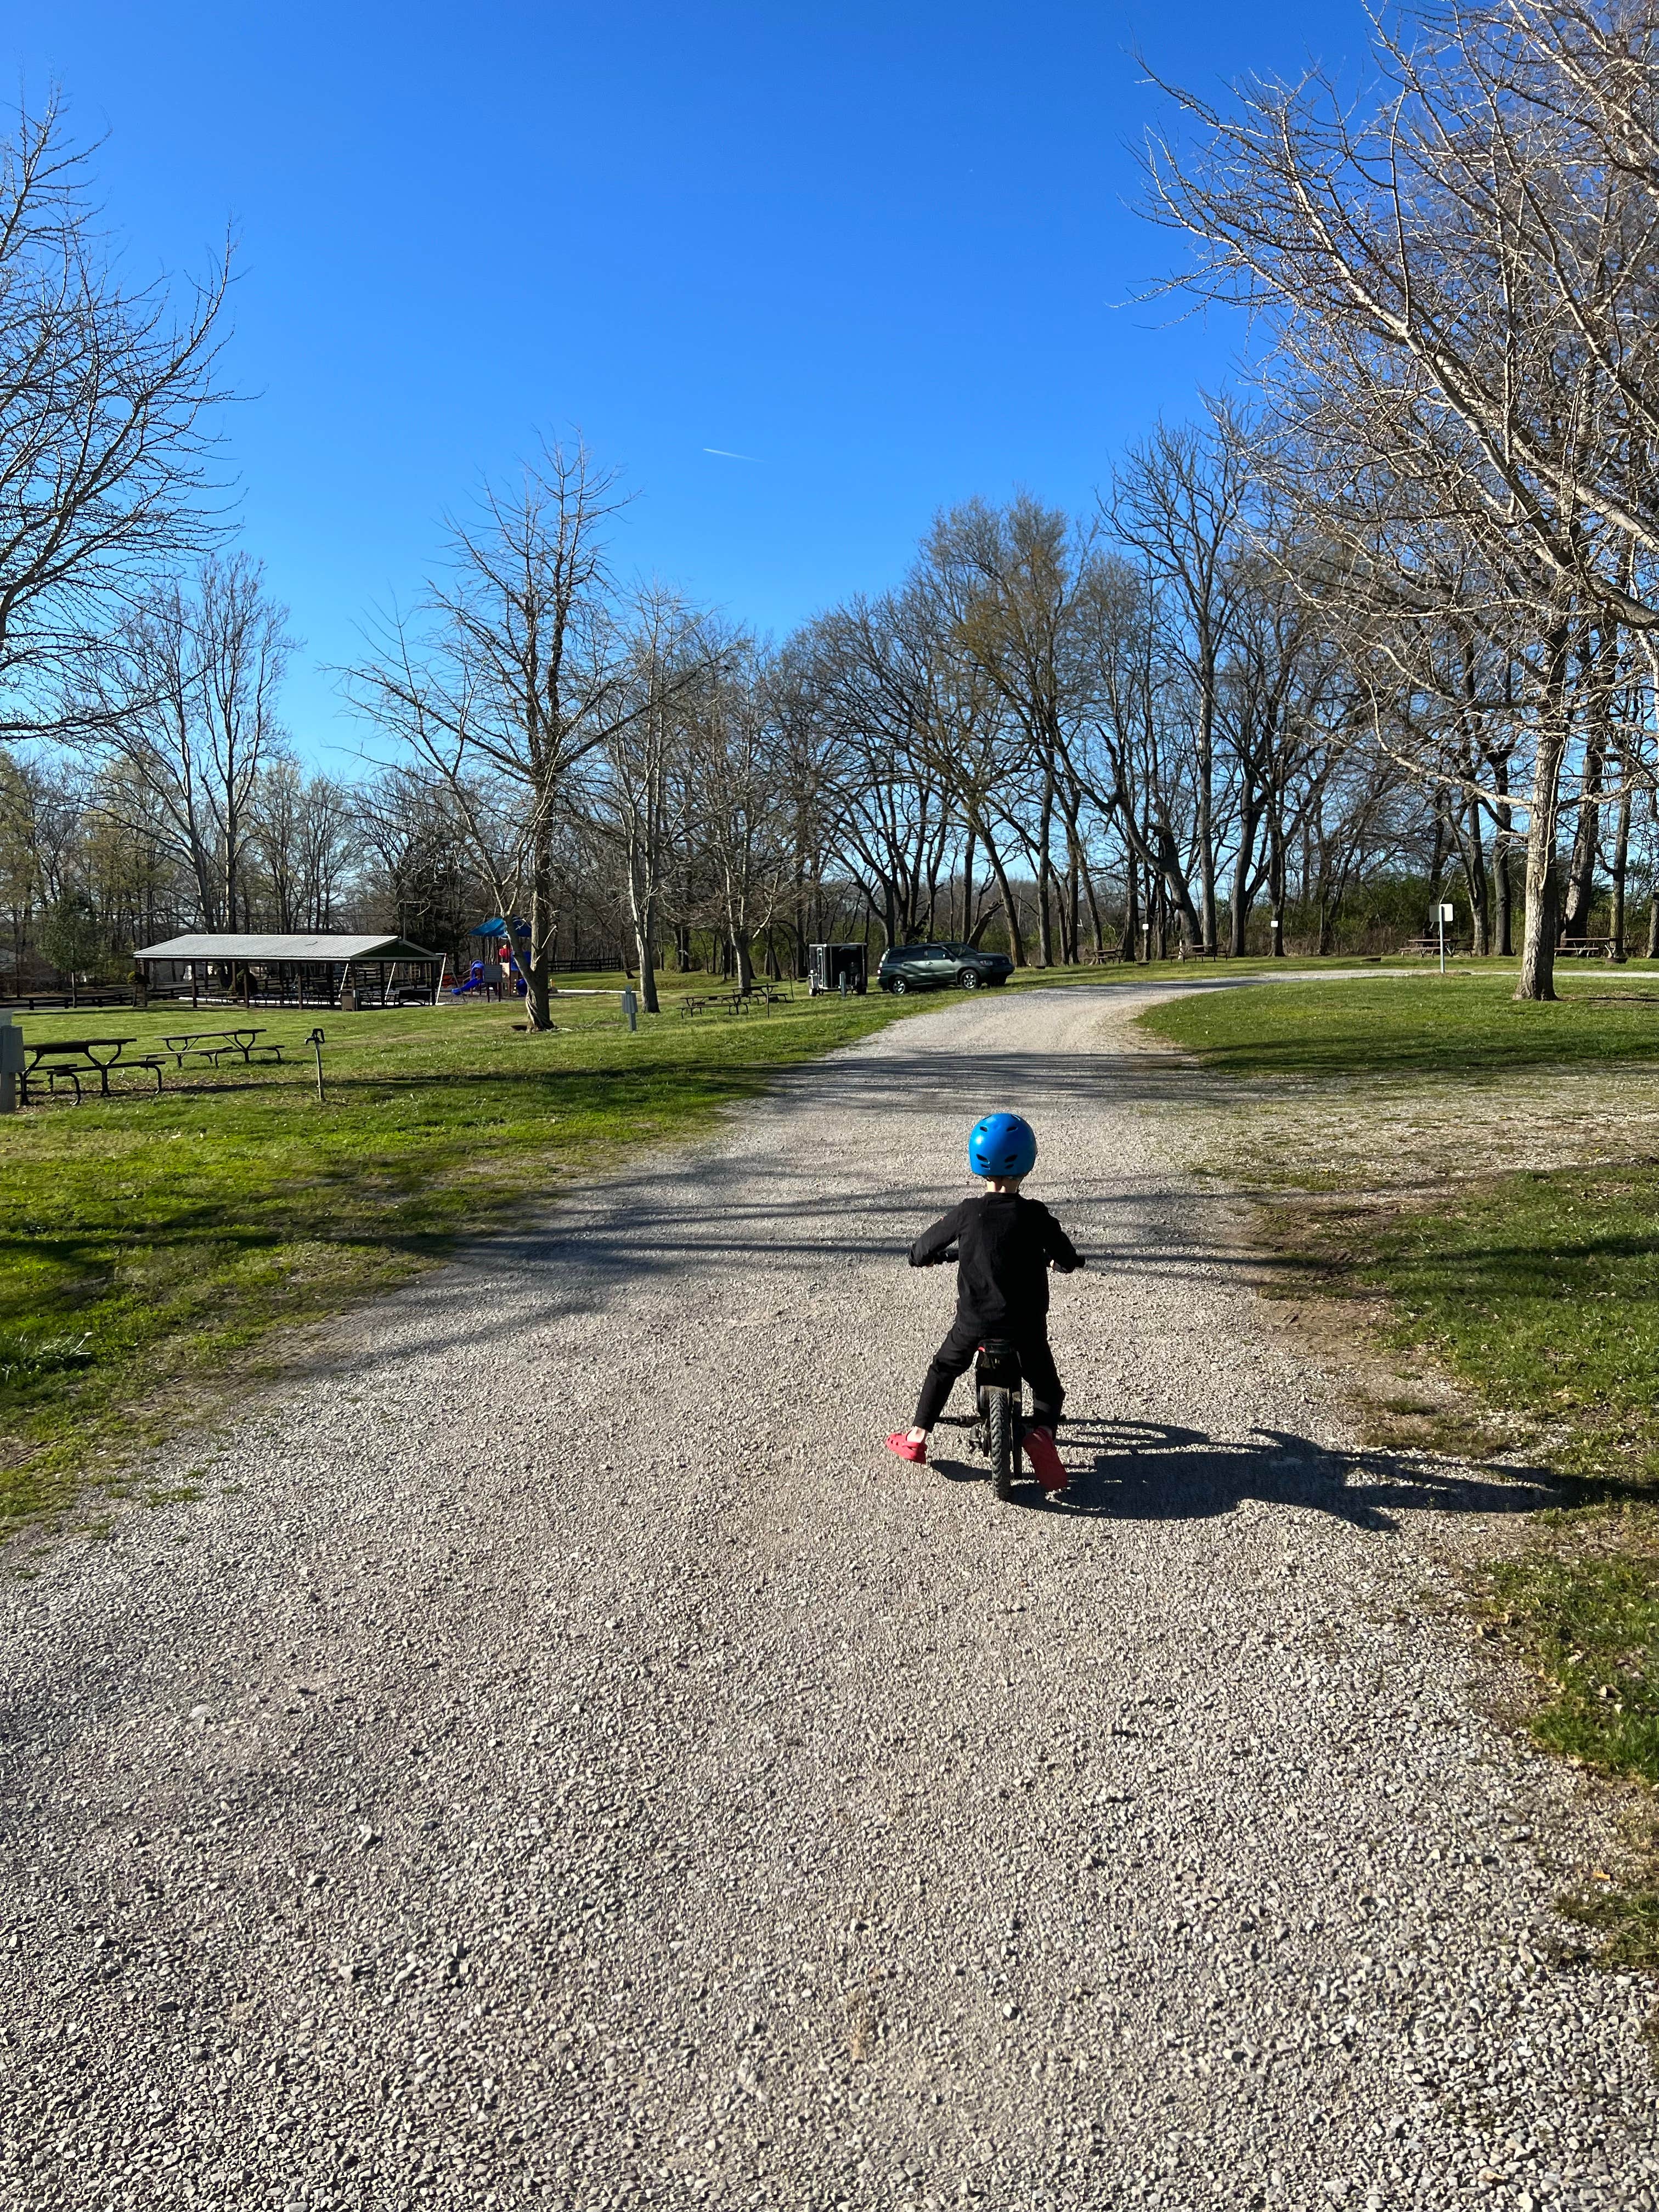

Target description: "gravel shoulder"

left=2, top=982, right=1654, bottom=2211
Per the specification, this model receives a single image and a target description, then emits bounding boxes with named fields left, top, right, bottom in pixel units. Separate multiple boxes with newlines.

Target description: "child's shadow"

left=929, top=1415, right=1556, bottom=1533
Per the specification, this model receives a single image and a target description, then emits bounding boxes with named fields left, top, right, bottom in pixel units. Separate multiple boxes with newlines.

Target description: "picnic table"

left=18, top=1036, right=166, bottom=1104
left=1558, top=935, right=1620, bottom=960
left=676, top=985, right=793, bottom=1019
left=160, top=1026, right=284, bottom=1068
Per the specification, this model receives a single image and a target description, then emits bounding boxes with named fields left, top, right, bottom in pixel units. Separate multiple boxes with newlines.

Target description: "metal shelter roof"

left=134, top=933, right=441, bottom=963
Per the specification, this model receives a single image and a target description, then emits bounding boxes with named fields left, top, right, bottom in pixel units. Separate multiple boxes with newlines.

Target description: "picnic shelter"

left=133, top=933, right=444, bottom=1009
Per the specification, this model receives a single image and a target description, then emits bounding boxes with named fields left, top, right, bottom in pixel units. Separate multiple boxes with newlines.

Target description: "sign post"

left=0, top=1012, right=19, bottom=1114
left=1437, top=901, right=1454, bottom=975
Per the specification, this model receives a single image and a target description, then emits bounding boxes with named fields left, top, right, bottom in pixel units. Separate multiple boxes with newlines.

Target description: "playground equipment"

left=453, top=918, right=531, bottom=998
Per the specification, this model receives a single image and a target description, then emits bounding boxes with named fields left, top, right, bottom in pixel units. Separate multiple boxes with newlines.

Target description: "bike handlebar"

left=913, top=1246, right=1086, bottom=1269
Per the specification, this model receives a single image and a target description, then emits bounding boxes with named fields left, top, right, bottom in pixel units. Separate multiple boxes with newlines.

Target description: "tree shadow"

left=926, top=1416, right=1562, bottom=1532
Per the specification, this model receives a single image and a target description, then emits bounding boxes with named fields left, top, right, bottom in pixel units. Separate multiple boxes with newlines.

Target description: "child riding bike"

left=885, top=1111, right=1082, bottom=1493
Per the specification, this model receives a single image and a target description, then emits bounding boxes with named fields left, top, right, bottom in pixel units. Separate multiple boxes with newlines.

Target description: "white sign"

left=1439, top=903, right=1455, bottom=921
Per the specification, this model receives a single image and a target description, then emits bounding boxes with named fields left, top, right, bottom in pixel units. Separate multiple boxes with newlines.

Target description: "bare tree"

left=691, top=650, right=791, bottom=994
left=0, top=97, right=230, bottom=740
left=347, top=439, right=716, bottom=1028
left=1142, top=2, right=1659, bottom=995
left=590, top=589, right=710, bottom=1013
left=1110, top=408, right=1253, bottom=955
left=248, top=758, right=356, bottom=930
left=81, top=555, right=292, bottom=927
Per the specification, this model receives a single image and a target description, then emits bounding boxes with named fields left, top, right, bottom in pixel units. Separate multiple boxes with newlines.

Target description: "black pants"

left=915, top=1317, right=1064, bottom=1432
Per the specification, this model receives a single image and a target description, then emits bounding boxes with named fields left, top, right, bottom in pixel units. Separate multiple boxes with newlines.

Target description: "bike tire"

left=988, top=1387, right=1014, bottom=1500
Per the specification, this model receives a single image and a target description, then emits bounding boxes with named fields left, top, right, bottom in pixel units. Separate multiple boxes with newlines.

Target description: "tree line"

left=6, top=10, right=1659, bottom=1015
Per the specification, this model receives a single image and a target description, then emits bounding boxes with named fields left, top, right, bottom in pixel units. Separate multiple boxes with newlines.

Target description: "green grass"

left=1290, top=1168, right=1659, bottom=1489
left=1138, top=971, right=1659, bottom=1487
left=0, top=975, right=929, bottom=1522
left=1140, top=965, right=1659, bottom=1963
left=1143, top=964, right=1659, bottom=1077
left=1487, top=1525, right=1659, bottom=1970
left=1489, top=1534, right=1659, bottom=1784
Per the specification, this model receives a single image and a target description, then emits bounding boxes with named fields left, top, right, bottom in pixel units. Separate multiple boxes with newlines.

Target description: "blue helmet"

left=968, top=1111, right=1037, bottom=1180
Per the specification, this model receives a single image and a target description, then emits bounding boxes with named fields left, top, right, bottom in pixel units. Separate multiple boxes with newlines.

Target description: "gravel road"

left=2, top=983, right=1654, bottom=2212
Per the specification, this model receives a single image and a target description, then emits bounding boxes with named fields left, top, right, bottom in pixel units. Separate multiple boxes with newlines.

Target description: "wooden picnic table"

left=160, top=1025, right=283, bottom=1068
left=676, top=986, right=789, bottom=1018
left=18, top=1035, right=163, bottom=1104
left=1558, top=935, right=1620, bottom=960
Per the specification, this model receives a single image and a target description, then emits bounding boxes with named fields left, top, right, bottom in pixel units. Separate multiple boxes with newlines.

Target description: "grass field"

left=1146, top=961, right=1659, bottom=1076
left=1142, top=966, right=1659, bottom=1964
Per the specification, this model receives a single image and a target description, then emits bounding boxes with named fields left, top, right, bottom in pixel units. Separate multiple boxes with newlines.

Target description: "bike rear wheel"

left=987, top=1387, right=1015, bottom=1500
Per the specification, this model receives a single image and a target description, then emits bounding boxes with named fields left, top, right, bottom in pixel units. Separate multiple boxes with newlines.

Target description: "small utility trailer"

left=807, top=943, right=868, bottom=996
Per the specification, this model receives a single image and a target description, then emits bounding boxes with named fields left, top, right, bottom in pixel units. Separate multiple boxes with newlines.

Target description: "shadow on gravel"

left=929, top=1415, right=1558, bottom=1531
left=765, top=1046, right=1198, bottom=1120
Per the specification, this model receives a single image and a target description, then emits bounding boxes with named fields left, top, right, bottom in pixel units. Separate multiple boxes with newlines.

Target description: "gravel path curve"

left=2, top=983, right=1654, bottom=2212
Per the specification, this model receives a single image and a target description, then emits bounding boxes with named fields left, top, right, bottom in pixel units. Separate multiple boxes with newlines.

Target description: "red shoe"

left=885, top=1431, right=927, bottom=1465
left=1023, top=1426, right=1068, bottom=1492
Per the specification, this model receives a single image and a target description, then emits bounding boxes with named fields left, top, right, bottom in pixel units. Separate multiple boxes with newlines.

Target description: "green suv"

left=876, top=941, right=1014, bottom=995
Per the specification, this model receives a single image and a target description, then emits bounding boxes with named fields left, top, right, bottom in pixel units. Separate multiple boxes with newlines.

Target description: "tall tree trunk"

left=1197, top=653, right=1217, bottom=952
left=1460, top=793, right=1489, bottom=957
left=1316, top=862, right=1335, bottom=957
left=1155, top=820, right=1204, bottom=947
left=1425, top=800, right=1447, bottom=909
left=1492, top=755, right=1515, bottom=957
left=1120, top=856, right=1139, bottom=963
left=1230, top=789, right=1258, bottom=958
left=1564, top=616, right=1615, bottom=941
left=1517, top=620, right=1572, bottom=1003
left=1562, top=741, right=1605, bottom=942
left=980, top=826, right=1027, bottom=966
left=524, top=837, right=554, bottom=1030
left=1079, top=844, right=1104, bottom=957
left=1034, top=770, right=1054, bottom=967
left=1611, top=782, right=1632, bottom=962
left=636, top=892, right=660, bottom=1014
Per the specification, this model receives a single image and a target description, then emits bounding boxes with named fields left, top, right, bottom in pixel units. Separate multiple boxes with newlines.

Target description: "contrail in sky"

left=703, top=446, right=760, bottom=461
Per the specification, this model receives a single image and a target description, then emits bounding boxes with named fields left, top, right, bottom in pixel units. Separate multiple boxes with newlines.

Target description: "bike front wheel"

left=987, top=1387, right=1015, bottom=1500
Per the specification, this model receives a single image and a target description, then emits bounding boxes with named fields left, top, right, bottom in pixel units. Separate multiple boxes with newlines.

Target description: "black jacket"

left=909, top=1194, right=1082, bottom=1333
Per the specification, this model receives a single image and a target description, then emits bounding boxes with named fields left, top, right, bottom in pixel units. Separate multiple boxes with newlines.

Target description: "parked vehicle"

left=877, top=942, right=1013, bottom=995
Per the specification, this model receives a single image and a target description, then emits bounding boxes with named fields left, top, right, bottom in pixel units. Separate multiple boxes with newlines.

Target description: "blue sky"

left=20, top=1, right=1362, bottom=763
